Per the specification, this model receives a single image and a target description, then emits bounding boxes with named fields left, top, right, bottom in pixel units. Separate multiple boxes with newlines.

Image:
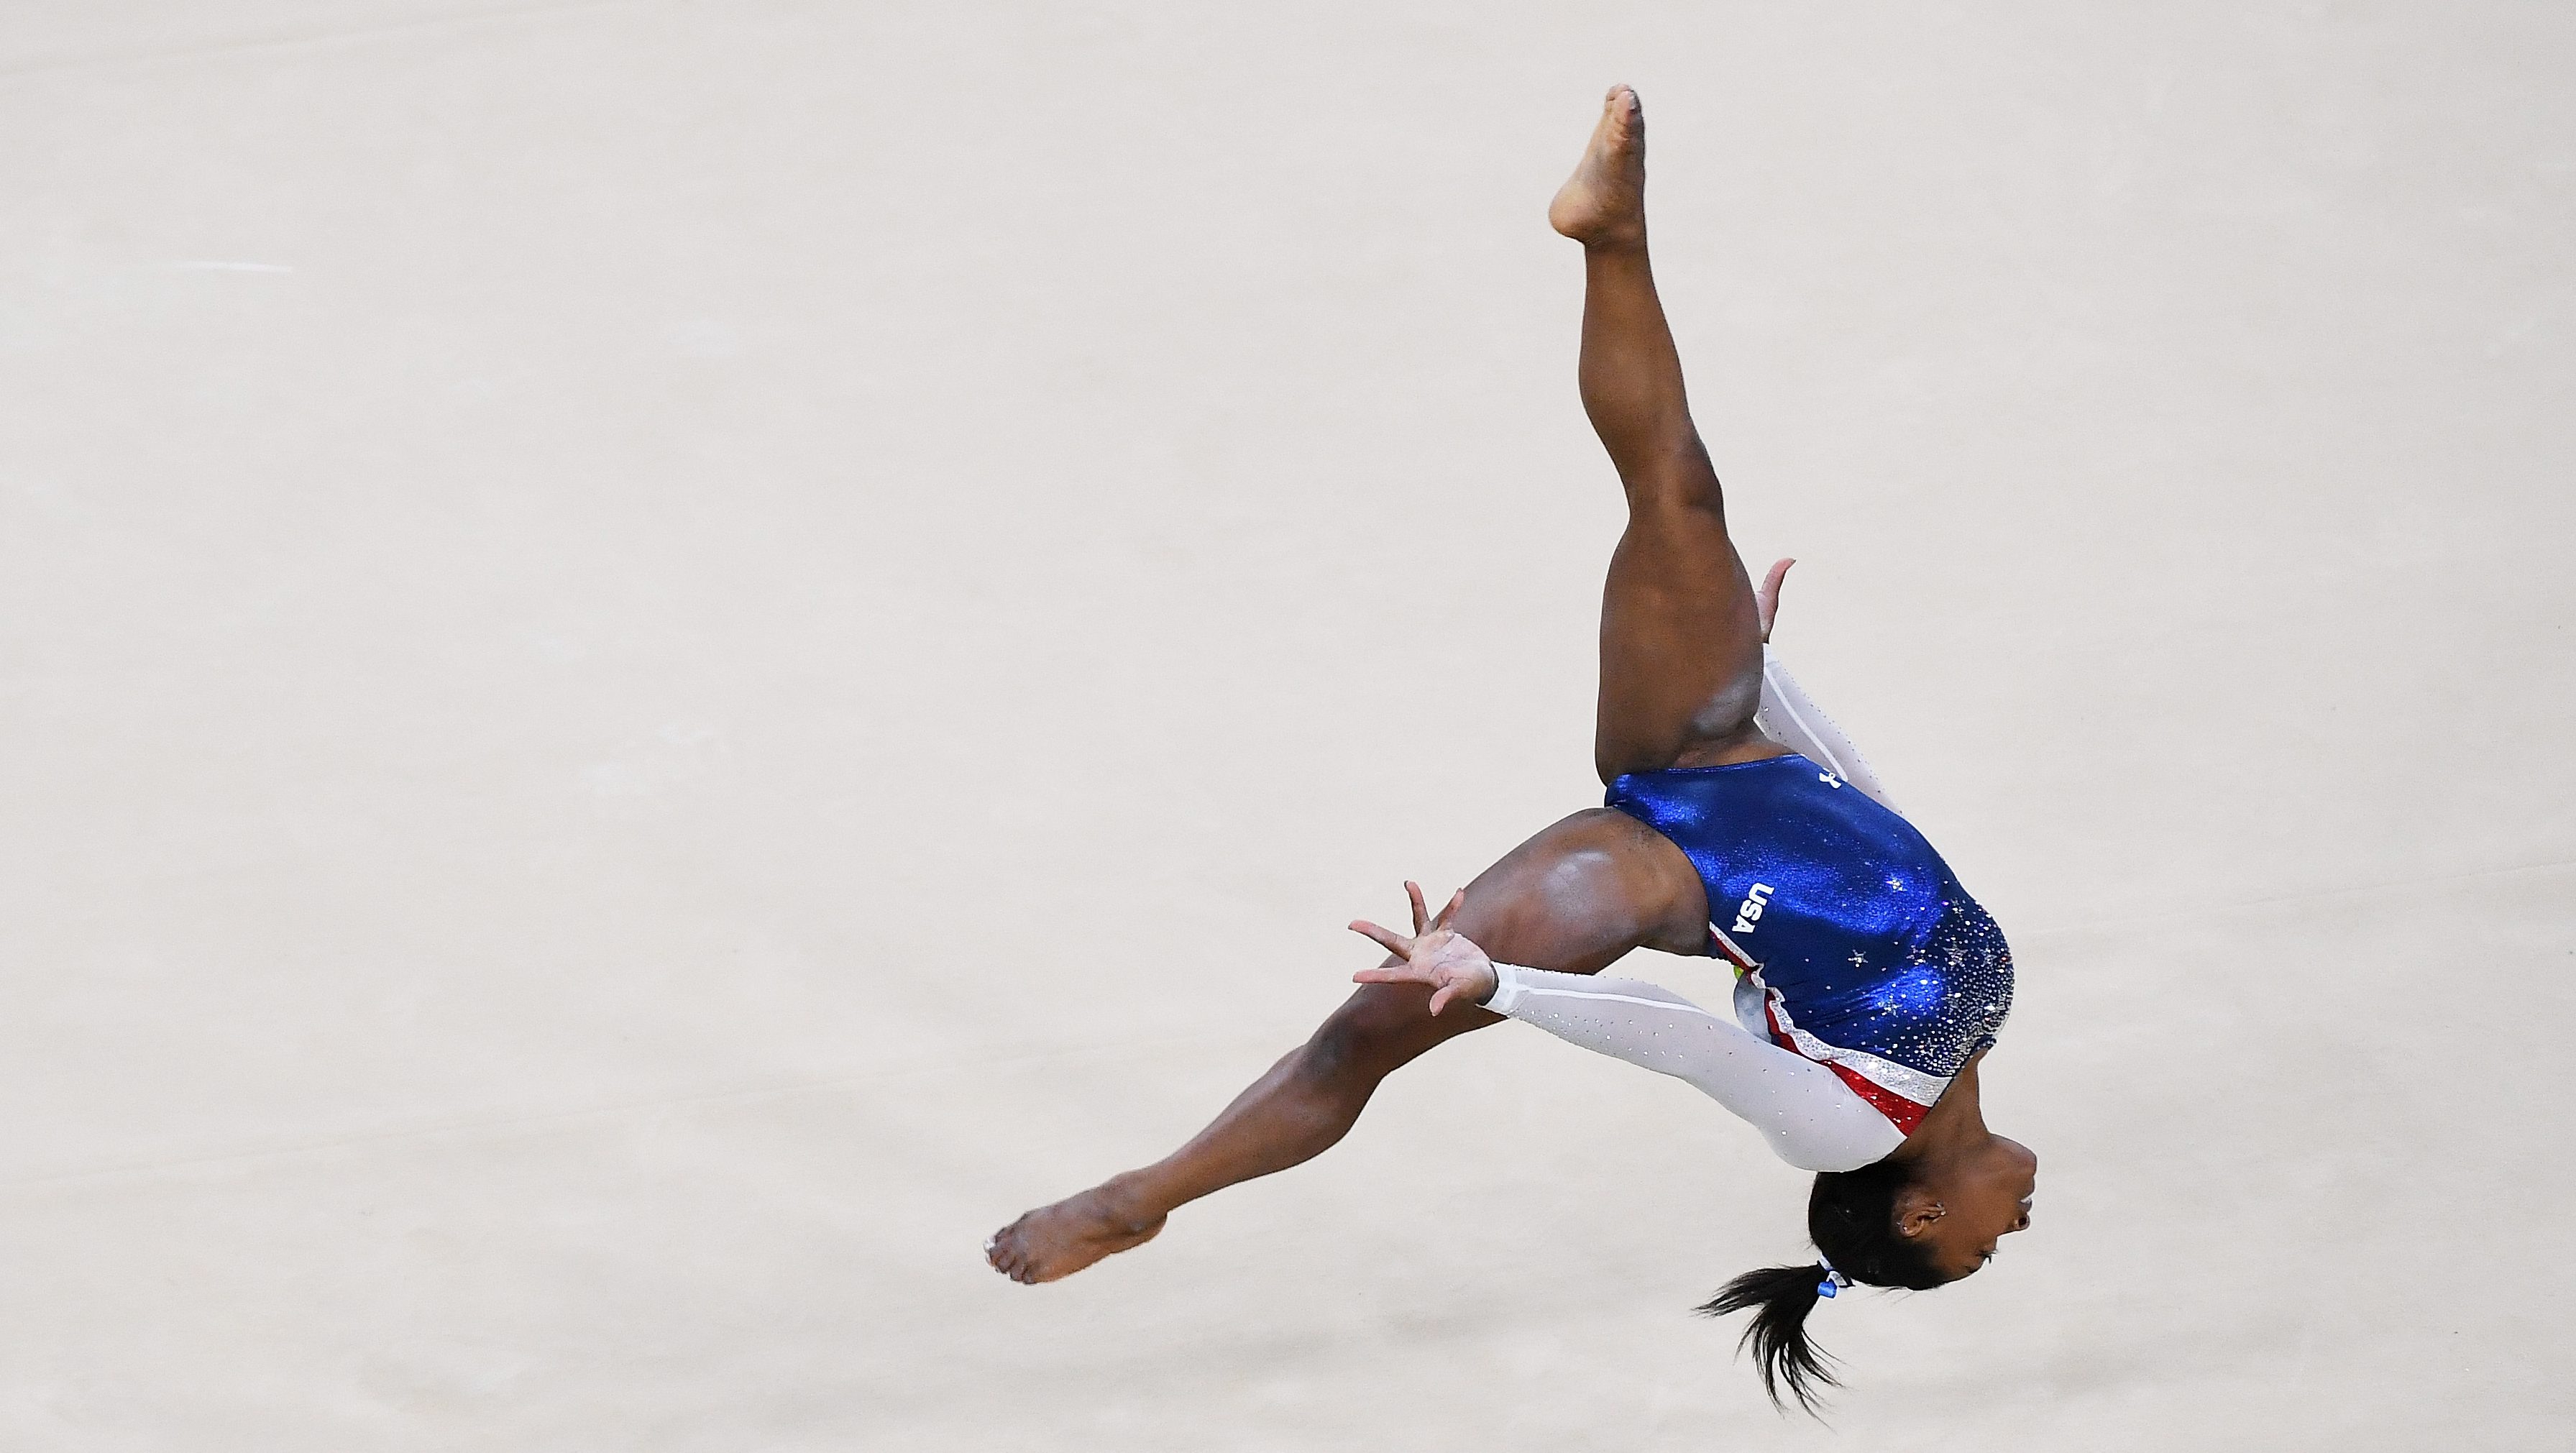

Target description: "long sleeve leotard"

left=1478, top=648, right=1936, bottom=1173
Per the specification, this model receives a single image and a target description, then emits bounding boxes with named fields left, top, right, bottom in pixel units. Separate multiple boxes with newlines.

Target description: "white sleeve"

left=1754, top=645, right=1898, bottom=815
left=1482, top=963, right=1905, bottom=1173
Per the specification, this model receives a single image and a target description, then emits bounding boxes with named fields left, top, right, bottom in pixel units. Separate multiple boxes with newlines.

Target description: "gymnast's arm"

left=1349, top=917, right=1903, bottom=1173
left=1480, top=963, right=1902, bottom=1172
left=1755, top=648, right=1897, bottom=813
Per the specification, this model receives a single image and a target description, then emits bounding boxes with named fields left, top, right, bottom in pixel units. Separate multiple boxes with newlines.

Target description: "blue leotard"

left=1605, top=753, right=2013, bottom=1132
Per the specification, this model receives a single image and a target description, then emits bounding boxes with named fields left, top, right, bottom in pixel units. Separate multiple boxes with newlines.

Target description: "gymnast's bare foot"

left=984, top=1178, right=1166, bottom=1283
left=1549, top=84, right=1649, bottom=249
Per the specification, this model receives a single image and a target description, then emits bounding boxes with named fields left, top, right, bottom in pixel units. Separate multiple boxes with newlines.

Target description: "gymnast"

left=986, top=86, right=2036, bottom=1408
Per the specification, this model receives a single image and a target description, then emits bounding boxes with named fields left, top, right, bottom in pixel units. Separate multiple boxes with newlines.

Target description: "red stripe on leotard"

left=1756, top=994, right=1932, bottom=1139
left=1820, top=1062, right=1928, bottom=1137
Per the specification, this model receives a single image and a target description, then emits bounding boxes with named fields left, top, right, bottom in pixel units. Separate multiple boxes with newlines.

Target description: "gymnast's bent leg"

left=981, top=806, right=1689, bottom=1283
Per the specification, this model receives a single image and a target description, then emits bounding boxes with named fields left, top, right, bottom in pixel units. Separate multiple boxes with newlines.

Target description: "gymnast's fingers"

left=1756, top=556, right=1795, bottom=642
left=1347, top=919, right=1414, bottom=958
left=1406, top=880, right=1431, bottom=935
left=1431, top=888, right=1466, bottom=932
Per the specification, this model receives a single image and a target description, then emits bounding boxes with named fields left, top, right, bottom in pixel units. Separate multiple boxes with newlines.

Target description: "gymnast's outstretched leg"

left=1554, top=84, right=1776, bottom=779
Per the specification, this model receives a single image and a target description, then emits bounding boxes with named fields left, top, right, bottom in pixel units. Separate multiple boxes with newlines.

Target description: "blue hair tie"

left=1815, top=1254, right=1852, bottom=1298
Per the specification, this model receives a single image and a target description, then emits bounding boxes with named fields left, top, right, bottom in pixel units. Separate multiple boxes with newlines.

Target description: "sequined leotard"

left=1475, top=650, right=2014, bottom=1170
left=1607, top=753, right=2014, bottom=1135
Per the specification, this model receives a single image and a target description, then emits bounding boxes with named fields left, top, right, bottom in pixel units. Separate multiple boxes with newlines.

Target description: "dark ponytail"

left=1698, top=1264, right=1835, bottom=1411
left=1697, top=1158, right=1948, bottom=1413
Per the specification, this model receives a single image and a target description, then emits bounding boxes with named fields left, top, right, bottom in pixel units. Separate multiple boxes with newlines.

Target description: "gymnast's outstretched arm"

left=1482, top=963, right=1901, bottom=1169
left=1348, top=927, right=1903, bottom=1173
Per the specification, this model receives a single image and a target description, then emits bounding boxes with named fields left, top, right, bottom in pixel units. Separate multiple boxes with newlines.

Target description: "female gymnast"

left=985, top=86, right=2036, bottom=1409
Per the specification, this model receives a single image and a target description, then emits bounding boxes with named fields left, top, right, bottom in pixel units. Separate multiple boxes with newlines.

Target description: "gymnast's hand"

left=1349, top=881, right=1499, bottom=1014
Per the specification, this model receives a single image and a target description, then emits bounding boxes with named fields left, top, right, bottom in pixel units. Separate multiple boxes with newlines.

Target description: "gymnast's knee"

left=1621, top=436, right=1724, bottom=514
left=1299, top=989, right=1436, bottom=1084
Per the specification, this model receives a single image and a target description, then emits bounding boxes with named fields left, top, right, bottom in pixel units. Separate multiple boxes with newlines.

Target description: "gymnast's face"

left=1902, top=1134, right=2038, bottom=1282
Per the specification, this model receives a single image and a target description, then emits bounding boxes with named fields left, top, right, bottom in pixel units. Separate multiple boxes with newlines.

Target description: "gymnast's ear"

left=1891, top=1186, right=1946, bottom=1239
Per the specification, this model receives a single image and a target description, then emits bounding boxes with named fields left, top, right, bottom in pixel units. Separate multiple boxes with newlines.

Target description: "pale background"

left=3, top=2, right=2571, bottom=1449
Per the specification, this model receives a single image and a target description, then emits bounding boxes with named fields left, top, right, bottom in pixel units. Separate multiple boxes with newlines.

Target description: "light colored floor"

left=4, top=2, right=2571, bottom=1448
